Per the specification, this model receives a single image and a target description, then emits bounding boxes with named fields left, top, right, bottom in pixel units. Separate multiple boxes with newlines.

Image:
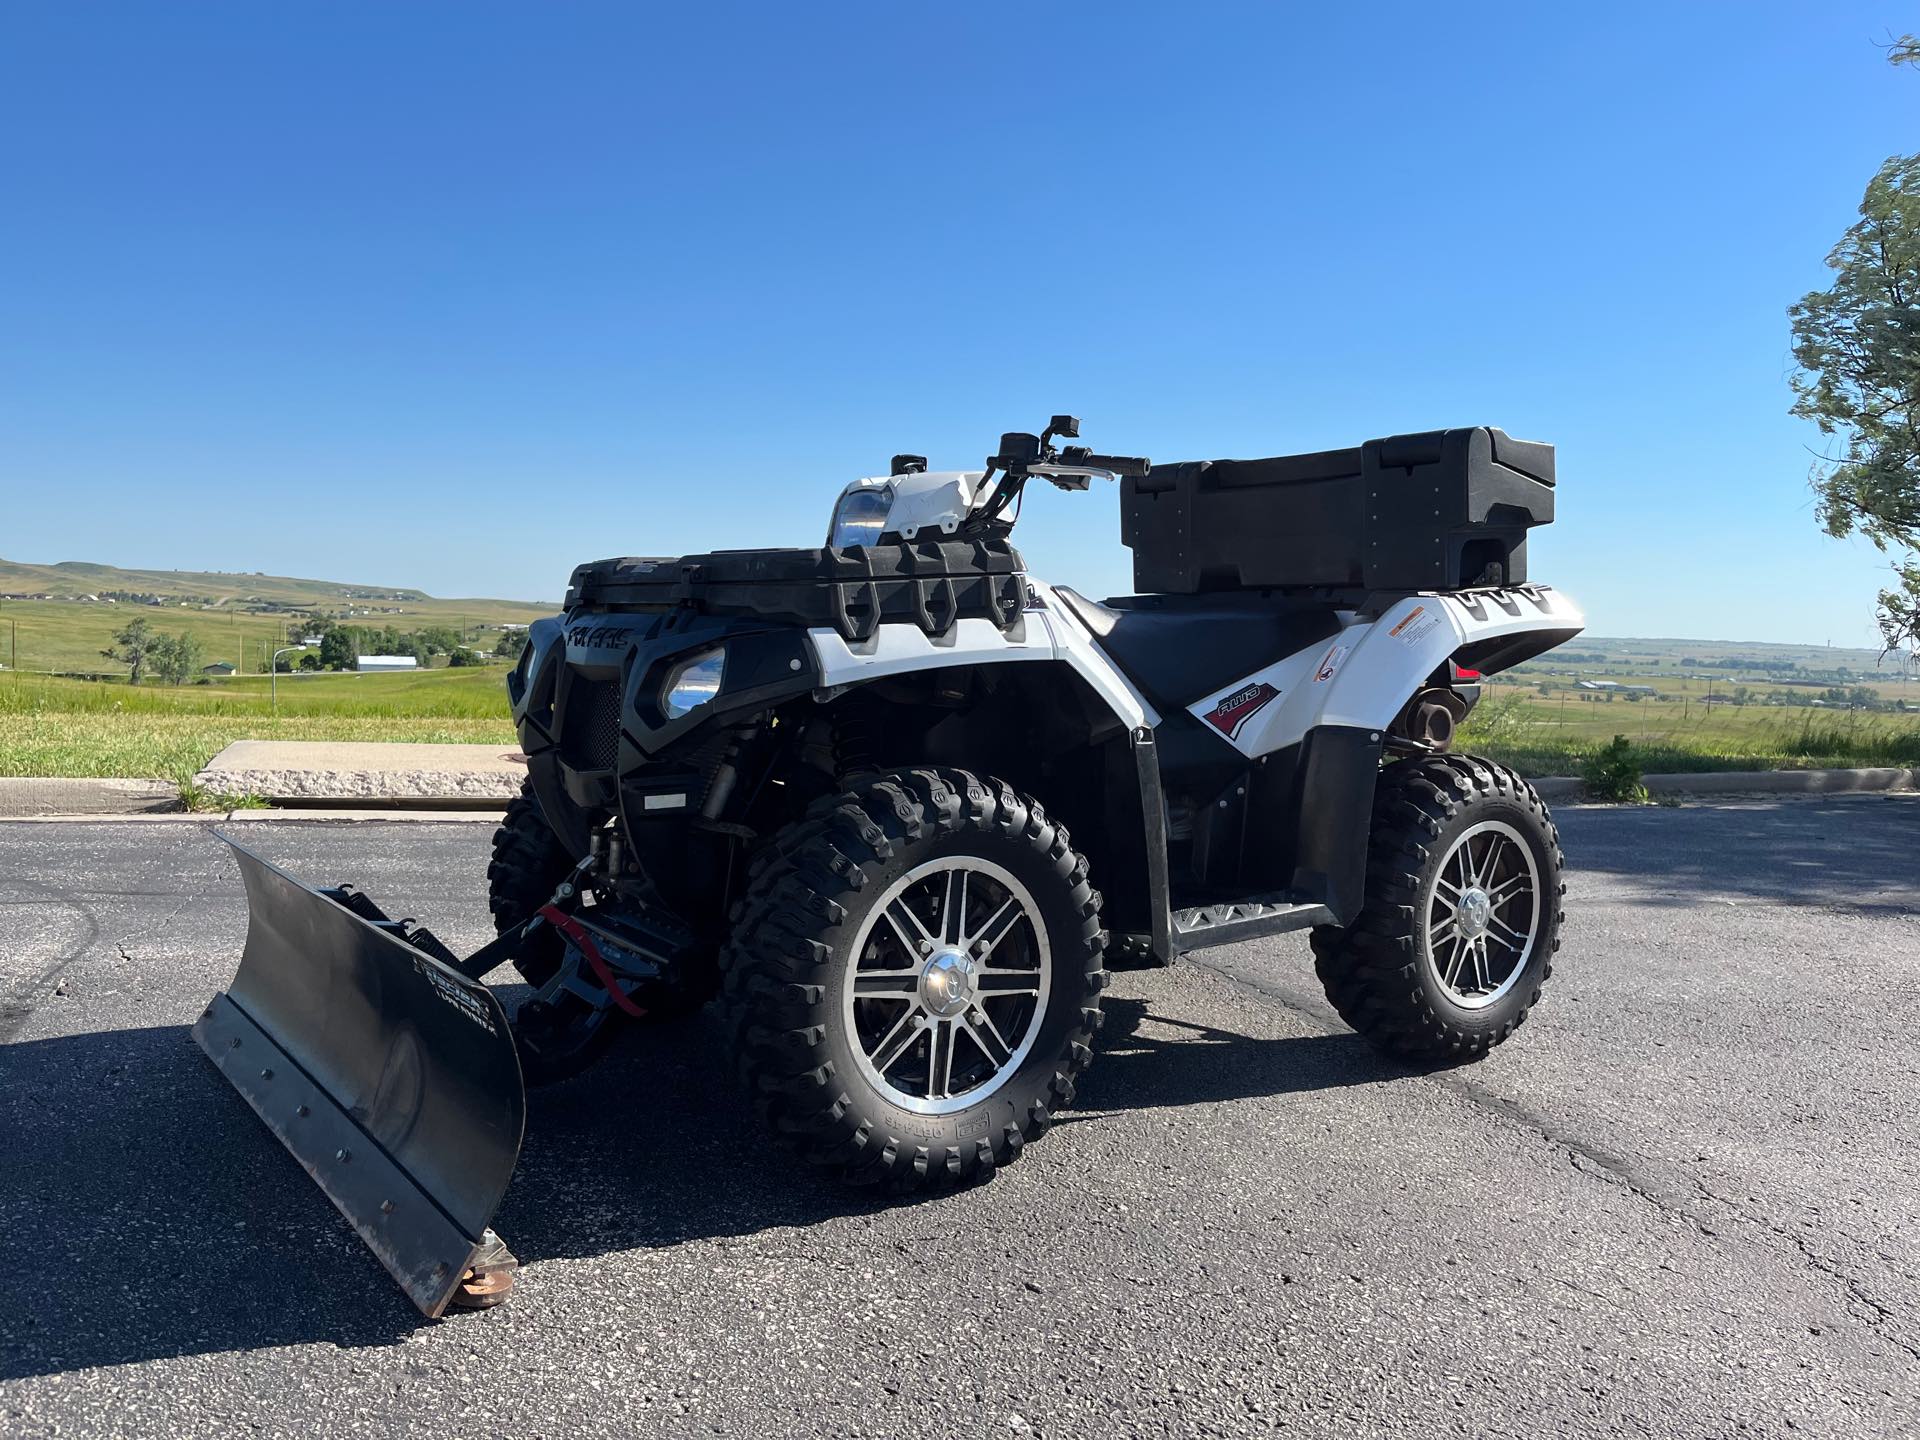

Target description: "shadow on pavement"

left=0, top=996, right=1393, bottom=1379
left=1069, top=997, right=1401, bottom=1115
left=1562, top=797, right=1920, bottom=913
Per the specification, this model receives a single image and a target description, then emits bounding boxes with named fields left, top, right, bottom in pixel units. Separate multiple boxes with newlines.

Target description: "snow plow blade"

left=192, top=835, right=525, bottom=1317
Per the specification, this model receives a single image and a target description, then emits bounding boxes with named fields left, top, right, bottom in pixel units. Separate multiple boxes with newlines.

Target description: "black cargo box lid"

left=1120, top=426, right=1554, bottom=595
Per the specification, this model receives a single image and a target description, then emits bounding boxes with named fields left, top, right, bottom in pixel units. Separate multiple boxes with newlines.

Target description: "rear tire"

left=720, top=767, right=1106, bottom=1189
left=1311, top=754, right=1564, bottom=1062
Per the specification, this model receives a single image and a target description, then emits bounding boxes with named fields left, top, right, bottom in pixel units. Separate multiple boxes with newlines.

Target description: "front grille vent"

left=560, top=676, right=624, bottom=771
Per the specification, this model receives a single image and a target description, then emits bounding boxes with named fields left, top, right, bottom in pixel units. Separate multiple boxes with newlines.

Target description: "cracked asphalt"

left=1, top=797, right=1916, bottom=1438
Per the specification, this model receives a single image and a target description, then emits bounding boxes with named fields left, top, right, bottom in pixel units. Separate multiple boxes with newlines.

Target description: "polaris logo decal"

left=567, top=623, right=632, bottom=650
left=1203, top=681, right=1280, bottom=741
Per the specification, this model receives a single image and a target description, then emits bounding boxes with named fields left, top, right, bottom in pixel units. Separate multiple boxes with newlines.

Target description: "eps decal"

left=1203, top=681, right=1280, bottom=741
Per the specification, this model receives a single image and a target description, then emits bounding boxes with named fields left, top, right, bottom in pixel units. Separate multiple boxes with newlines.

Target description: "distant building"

left=202, top=662, right=237, bottom=675
left=356, top=655, right=419, bottom=673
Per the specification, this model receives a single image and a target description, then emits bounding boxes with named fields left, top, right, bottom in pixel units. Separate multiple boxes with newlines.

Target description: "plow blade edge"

left=192, top=836, right=526, bottom=1317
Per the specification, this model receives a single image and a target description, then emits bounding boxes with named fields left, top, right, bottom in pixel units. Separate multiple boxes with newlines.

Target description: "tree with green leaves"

left=1790, top=41, right=1920, bottom=651
left=102, top=616, right=158, bottom=682
left=147, top=629, right=205, bottom=685
left=319, top=627, right=360, bottom=671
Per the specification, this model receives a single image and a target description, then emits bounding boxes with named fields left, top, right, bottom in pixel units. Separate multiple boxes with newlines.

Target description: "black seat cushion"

left=1051, top=588, right=1343, bottom=710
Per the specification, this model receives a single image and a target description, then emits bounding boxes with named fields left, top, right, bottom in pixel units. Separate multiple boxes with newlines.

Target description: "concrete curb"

left=5, top=762, right=1913, bottom=821
left=194, top=739, right=526, bottom=805
left=0, top=777, right=181, bottom=817
left=1532, top=766, right=1920, bottom=803
left=0, top=808, right=507, bottom=824
left=222, top=808, right=508, bottom=824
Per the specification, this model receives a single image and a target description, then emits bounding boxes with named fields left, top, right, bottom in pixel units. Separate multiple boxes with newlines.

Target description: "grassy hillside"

left=1519, top=634, right=1920, bottom=693
left=0, top=555, right=431, bottom=604
left=0, top=555, right=558, bottom=674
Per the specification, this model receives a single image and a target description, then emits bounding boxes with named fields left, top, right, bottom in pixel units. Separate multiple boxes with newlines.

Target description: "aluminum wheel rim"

left=842, top=856, right=1051, bottom=1116
left=1424, top=819, right=1541, bottom=1011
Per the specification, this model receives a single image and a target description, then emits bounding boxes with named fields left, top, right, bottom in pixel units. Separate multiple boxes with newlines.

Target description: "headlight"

left=828, top=487, right=892, bottom=548
left=661, top=647, right=726, bottom=719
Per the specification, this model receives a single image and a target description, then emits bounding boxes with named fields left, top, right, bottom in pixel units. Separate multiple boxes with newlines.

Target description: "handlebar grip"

left=1082, top=453, right=1151, bottom=478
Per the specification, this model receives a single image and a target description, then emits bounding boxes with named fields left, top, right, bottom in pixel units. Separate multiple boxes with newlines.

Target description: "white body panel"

left=806, top=579, right=1158, bottom=732
left=807, top=558, right=1578, bottom=762
left=1028, top=579, right=1159, bottom=732
left=1189, top=586, right=1585, bottom=758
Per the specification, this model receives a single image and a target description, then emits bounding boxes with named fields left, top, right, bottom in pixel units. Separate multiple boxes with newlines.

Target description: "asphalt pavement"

left=1, top=798, right=1916, bottom=1438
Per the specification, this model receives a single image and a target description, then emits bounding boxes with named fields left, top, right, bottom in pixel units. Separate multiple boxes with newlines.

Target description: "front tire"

left=1311, top=754, right=1564, bottom=1061
left=487, top=780, right=573, bottom=987
left=720, top=768, right=1106, bottom=1188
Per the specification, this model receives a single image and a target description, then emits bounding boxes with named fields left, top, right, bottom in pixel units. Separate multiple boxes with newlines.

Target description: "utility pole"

left=272, top=645, right=310, bottom=715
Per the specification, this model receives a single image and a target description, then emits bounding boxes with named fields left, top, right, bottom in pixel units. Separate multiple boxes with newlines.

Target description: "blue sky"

left=2, top=3, right=1915, bottom=645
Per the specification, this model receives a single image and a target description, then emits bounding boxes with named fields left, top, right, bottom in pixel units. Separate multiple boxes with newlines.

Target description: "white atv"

left=196, top=415, right=1581, bottom=1315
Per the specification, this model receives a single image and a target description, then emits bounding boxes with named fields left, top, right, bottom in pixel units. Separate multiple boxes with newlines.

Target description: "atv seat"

left=1051, top=588, right=1343, bottom=711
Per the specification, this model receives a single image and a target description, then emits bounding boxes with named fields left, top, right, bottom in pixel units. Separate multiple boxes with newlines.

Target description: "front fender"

left=516, top=611, right=821, bottom=857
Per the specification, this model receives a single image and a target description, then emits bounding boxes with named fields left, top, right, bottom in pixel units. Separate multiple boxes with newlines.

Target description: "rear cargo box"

left=1119, top=426, right=1554, bottom=594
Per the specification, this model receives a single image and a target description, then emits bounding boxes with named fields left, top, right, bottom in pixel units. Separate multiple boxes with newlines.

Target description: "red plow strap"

left=537, top=906, right=650, bottom=1018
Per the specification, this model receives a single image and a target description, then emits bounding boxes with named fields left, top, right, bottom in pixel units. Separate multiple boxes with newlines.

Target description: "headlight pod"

left=828, top=486, right=893, bottom=548
left=661, top=647, right=726, bottom=719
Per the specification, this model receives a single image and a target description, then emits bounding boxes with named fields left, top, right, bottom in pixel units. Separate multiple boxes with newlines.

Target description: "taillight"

left=1450, top=662, right=1482, bottom=682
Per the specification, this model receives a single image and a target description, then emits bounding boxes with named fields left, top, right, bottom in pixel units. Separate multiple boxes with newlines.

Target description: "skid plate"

left=192, top=836, right=526, bottom=1316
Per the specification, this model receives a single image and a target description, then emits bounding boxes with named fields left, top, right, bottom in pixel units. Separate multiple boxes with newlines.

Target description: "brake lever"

left=1026, top=462, right=1111, bottom=490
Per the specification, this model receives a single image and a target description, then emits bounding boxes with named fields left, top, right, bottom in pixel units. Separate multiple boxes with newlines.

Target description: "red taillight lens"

left=1451, top=664, right=1482, bottom=681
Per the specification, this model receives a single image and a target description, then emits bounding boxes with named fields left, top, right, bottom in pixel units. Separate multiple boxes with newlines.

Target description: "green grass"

left=1460, top=685, right=1920, bottom=776
left=0, top=671, right=516, bottom=784
left=9, top=662, right=1920, bottom=789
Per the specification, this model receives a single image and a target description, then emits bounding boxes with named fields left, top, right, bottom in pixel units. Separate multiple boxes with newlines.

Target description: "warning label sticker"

left=1312, top=644, right=1348, bottom=684
left=1388, top=605, right=1442, bottom=648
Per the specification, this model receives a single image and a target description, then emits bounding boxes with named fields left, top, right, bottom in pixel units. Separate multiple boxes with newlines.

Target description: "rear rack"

left=1121, top=426, right=1555, bottom=595
left=565, top=540, right=1027, bottom=643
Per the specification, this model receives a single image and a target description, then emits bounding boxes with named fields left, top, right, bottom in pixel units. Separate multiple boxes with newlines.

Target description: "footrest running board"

left=1171, top=899, right=1334, bottom=952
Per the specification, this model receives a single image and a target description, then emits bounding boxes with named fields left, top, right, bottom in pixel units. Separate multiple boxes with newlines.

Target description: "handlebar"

left=1060, top=448, right=1151, bottom=478
left=964, top=419, right=1150, bottom=534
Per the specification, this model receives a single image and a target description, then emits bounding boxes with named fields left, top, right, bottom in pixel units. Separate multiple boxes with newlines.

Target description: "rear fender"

left=1176, top=585, right=1581, bottom=930
left=1194, top=585, right=1584, bottom=759
left=1312, top=585, right=1583, bottom=740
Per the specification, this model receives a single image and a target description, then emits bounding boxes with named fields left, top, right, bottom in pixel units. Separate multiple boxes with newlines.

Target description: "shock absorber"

left=830, top=702, right=881, bottom=778
left=700, top=724, right=756, bottom=821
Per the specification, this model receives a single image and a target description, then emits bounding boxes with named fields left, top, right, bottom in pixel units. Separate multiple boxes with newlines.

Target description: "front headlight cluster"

left=661, top=647, right=726, bottom=719
left=828, top=486, right=893, bottom=549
